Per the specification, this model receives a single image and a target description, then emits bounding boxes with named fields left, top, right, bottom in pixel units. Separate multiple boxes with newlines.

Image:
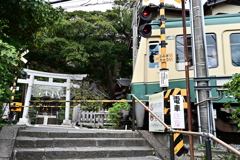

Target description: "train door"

left=222, top=31, right=240, bottom=75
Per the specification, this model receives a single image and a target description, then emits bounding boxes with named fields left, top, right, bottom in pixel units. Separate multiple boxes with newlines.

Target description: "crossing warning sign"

left=149, top=92, right=164, bottom=132
left=154, top=53, right=173, bottom=63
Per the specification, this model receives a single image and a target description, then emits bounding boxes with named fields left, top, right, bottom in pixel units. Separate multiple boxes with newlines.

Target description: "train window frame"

left=230, top=33, right=240, bottom=67
left=148, top=41, right=160, bottom=68
left=175, top=33, right=218, bottom=71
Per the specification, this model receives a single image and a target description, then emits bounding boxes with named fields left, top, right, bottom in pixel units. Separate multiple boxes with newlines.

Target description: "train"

left=129, top=13, right=240, bottom=143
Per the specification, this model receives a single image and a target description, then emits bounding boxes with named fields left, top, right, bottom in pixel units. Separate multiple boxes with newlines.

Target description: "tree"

left=222, top=73, right=240, bottom=131
left=0, top=0, right=65, bottom=49
left=165, top=3, right=178, bottom=8
left=28, top=8, right=133, bottom=98
left=0, top=0, right=65, bottom=125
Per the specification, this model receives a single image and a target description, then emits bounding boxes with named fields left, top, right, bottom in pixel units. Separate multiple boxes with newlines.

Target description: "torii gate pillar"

left=17, top=69, right=87, bottom=125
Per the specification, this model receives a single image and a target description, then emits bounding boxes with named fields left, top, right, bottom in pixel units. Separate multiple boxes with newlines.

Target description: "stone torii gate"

left=17, top=68, right=87, bottom=125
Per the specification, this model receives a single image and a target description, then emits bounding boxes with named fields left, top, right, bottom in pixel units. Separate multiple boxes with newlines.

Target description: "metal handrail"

left=131, top=94, right=240, bottom=157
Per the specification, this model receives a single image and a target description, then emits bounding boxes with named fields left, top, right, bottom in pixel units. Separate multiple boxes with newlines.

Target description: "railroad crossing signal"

left=154, top=53, right=173, bottom=62
left=138, top=5, right=159, bottom=38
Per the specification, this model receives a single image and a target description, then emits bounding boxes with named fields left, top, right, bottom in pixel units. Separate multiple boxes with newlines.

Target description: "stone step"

left=18, top=129, right=140, bottom=138
left=14, top=146, right=155, bottom=160
left=16, top=137, right=150, bottom=148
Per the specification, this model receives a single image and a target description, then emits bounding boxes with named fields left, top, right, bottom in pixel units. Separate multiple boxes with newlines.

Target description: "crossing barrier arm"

left=30, top=100, right=149, bottom=103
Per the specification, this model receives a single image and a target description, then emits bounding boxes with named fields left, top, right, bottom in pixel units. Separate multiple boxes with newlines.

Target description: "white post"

left=17, top=74, right=34, bottom=125
left=62, top=78, right=71, bottom=125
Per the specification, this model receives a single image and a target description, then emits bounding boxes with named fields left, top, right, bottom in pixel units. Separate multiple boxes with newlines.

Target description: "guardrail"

left=130, top=94, right=240, bottom=160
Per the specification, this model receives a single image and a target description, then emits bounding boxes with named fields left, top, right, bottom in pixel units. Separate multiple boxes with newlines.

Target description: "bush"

left=223, top=73, right=240, bottom=131
left=106, top=100, right=130, bottom=127
left=28, top=107, right=38, bottom=124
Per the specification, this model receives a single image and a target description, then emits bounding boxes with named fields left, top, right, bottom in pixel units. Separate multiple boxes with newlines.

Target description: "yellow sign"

left=174, top=0, right=182, bottom=3
left=154, top=53, right=173, bottom=63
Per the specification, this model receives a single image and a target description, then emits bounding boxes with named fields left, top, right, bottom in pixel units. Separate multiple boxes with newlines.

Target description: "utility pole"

left=191, top=0, right=209, bottom=134
left=132, top=0, right=140, bottom=72
left=181, top=1, right=194, bottom=159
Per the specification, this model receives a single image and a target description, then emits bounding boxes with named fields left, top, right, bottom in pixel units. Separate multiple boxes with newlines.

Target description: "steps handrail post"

left=131, top=95, right=135, bottom=131
left=170, top=131, right=175, bottom=160
left=205, top=137, right=212, bottom=160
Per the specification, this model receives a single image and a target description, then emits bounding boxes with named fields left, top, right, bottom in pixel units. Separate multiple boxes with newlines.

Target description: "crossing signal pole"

left=9, top=50, right=28, bottom=122
left=138, top=1, right=172, bottom=90
left=158, top=0, right=168, bottom=91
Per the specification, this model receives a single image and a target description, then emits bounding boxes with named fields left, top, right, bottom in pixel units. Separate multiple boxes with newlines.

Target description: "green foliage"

left=0, top=118, right=8, bottom=131
left=28, top=107, right=38, bottom=124
left=57, top=108, right=65, bottom=124
left=221, top=150, right=240, bottom=160
left=0, top=40, right=19, bottom=123
left=196, top=144, right=239, bottom=160
left=107, top=100, right=130, bottom=126
left=165, top=3, right=178, bottom=8
left=0, top=0, right=65, bottom=48
left=222, top=73, right=240, bottom=131
left=72, top=81, right=105, bottom=112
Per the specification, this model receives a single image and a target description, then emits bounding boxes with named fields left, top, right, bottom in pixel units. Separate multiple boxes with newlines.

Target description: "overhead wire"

left=50, top=0, right=114, bottom=10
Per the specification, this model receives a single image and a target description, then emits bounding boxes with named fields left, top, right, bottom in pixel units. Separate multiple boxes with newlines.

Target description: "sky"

left=49, top=0, right=208, bottom=12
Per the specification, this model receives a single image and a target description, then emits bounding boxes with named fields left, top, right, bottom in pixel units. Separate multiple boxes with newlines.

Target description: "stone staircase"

left=12, top=126, right=162, bottom=160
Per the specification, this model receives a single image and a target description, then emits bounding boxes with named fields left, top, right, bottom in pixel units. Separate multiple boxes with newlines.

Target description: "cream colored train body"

left=132, top=13, right=240, bottom=104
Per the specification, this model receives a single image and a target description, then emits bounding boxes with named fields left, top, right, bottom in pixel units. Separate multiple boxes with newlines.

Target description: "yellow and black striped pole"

left=11, top=77, right=18, bottom=103
left=10, top=50, right=27, bottom=114
left=159, top=0, right=167, bottom=69
left=159, top=0, right=169, bottom=91
left=174, top=131, right=188, bottom=157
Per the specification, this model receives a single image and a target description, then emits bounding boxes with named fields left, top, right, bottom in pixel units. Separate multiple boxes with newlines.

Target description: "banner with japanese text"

left=170, top=95, right=185, bottom=129
left=149, top=92, right=164, bottom=132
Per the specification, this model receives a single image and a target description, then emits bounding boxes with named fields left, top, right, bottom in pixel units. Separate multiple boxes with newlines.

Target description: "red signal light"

left=143, top=11, right=150, bottom=17
left=143, top=27, right=150, bottom=34
left=139, top=24, right=152, bottom=38
left=139, top=6, right=153, bottom=21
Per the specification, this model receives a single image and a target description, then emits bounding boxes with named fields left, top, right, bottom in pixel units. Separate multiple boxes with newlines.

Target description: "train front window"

left=149, top=42, right=159, bottom=68
left=230, top=33, right=240, bottom=66
left=176, top=34, right=218, bottom=71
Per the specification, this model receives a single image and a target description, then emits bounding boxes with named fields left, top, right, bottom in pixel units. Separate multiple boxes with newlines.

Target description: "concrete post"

left=192, top=0, right=209, bottom=134
left=72, top=104, right=80, bottom=123
left=17, top=74, right=34, bottom=125
left=132, top=1, right=139, bottom=72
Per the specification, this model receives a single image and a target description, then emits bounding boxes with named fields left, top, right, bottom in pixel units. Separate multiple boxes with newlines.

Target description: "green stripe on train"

left=151, top=13, right=240, bottom=29
left=131, top=78, right=230, bottom=103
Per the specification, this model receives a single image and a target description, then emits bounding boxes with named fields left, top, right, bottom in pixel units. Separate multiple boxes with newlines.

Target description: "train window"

left=206, top=34, right=218, bottom=68
left=149, top=42, right=159, bottom=68
left=230, top=33, right=240, bottom=66
left=176, top=34, right=218, bottom=71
